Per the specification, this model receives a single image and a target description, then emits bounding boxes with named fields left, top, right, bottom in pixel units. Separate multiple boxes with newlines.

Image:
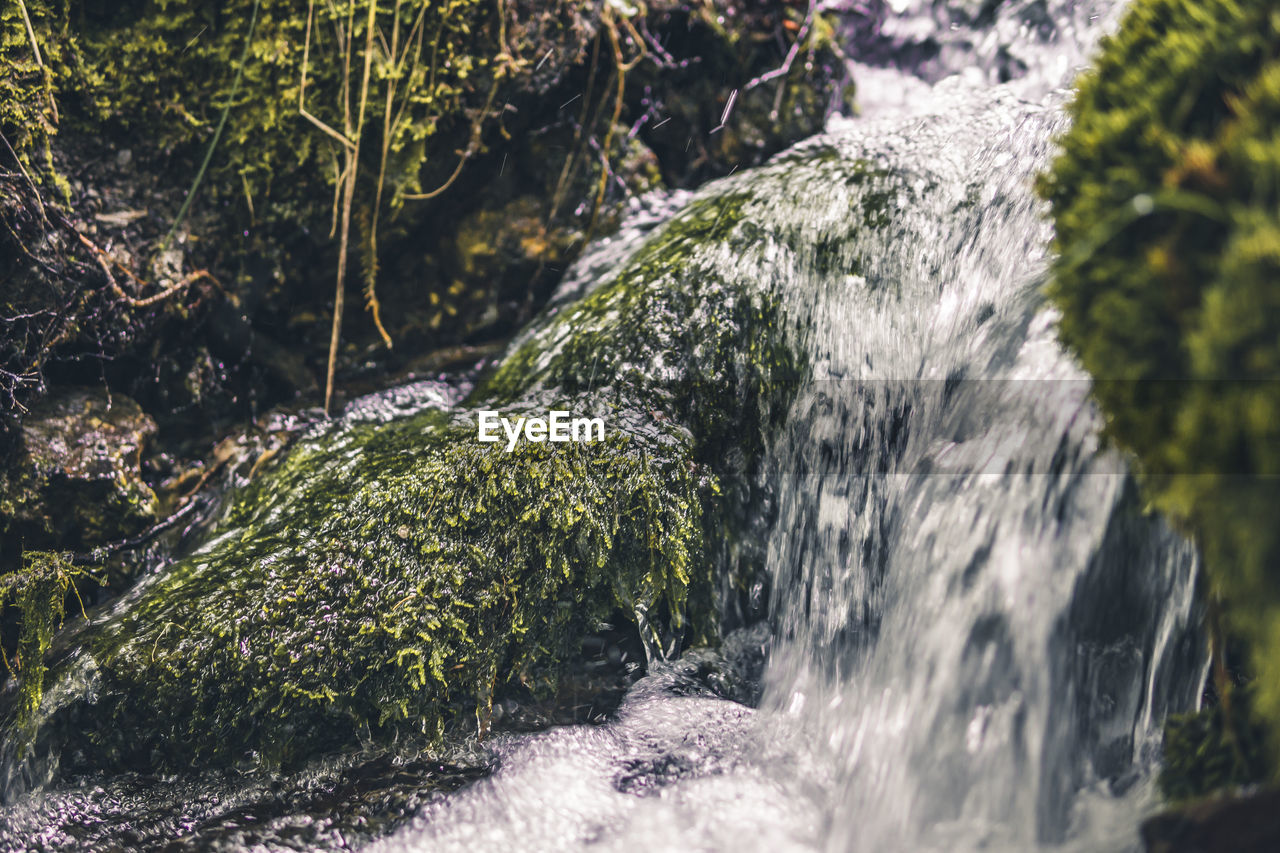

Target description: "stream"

left=0, top=1, right=1207, bottom=850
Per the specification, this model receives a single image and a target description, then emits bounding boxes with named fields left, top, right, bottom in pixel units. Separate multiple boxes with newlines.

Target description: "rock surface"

left=1142, top=788, right=1280, bottom=853
left=0, top=389, right=158, bottom=556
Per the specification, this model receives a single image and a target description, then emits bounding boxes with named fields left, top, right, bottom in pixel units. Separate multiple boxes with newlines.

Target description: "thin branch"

left=17, top=0, right=58, bottom=124
left=300, top=0, right=357, bottom=150
left=324, top=0, right=380, bottom=415
left=76, top=231, right=219, bottom=308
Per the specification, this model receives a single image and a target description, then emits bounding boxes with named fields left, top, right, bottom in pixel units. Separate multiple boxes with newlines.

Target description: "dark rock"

left=1142, top=788, right=1280, bottom=853
left=0, top=388, right=158, bottom=555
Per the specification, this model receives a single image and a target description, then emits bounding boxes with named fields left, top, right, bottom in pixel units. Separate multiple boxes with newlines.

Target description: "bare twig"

left=16, top=0, right=58, bottom=124
left=585, top=6, right=646, bottom=242
left=75, top=231, right=219, bottom=308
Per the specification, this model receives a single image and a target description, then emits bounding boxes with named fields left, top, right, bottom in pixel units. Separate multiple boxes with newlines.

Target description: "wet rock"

left=1142, top=788, right=1280, bottom=853
left=0, top=389, right=158, bottom=554
left=7, top=133, right=898, bottom=778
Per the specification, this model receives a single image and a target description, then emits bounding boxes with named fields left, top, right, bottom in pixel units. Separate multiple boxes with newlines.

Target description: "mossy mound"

left=483, top=191, right=795, bottom=452
left=1038, top=0, right=1280, bottom=781
left=8, top=155, right=835, bottom=771
left=70, top=403, right=709, bottom=769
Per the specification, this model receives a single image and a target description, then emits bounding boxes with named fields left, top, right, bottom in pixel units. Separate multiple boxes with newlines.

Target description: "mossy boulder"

left=1038, top=0, right=1280, bottom=780
left=4, top=153, right=832, bottom=771
left=67, top=403, right=710, bottom=769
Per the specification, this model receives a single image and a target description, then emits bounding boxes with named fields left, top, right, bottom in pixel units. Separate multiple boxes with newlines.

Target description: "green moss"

left=67, top=0, right=496, bottom=206
left=0, top=551, right=90, bottom=734
left=0, top=1, right=71, bottom=178
left=2, top=0, right=551, bottom=343
left=1038, top=0, right=1280, bottom=779
left=1160, top=691, right=1272, bottom=802
left=75, top=404, right=708, bottom=768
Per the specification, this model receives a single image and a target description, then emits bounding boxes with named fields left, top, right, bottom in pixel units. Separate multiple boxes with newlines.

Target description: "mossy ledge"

left=0, top=143, right=898, bottom=771
left=66, top=404, right=710, bottom=770
left=1038, top=0, right=1280, bottom=799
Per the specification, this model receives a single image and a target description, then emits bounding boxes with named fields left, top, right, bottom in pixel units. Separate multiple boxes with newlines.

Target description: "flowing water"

left=0, top=1, right=1208, bottom=850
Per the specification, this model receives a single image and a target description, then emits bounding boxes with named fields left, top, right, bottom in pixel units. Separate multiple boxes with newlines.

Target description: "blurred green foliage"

left=1039, top=0, right=1280, bottom=788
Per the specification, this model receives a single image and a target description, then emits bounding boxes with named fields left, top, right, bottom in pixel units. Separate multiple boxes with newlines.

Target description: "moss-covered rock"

left=68, top=402, right=710, bottom=769
left=1038, top=0, right=1280, bottom=780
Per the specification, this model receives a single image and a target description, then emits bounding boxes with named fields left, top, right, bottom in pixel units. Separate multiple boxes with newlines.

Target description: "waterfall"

left=356, top=5, right=1206, bottom=851
left=761, top=88, right=1203, bottom=853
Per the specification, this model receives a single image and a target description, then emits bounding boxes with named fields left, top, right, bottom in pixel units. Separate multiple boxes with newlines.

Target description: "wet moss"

left=0, top=1, right=70, bottom=178
left=74, top=403, right=709, bottom=769
left=0, top=551, right=90, bottom=735
left=1038, top=0, right=1280, bottom=784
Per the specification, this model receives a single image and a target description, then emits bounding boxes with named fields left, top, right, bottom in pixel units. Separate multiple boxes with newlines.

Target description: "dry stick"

left=324, top=1, right=379, bottom=416
left=403, top=5, right=518, bottom=200
left=400, top=76, right=500, bottom=201
left=16, top=0, right=58, bottom=124
left=301, top=1, right=358, bottom=415
left=0, top=129, right=47, bottom=226
left=586, top=8, right=645, bottom=243
left=743, top=0, right=818, bottom=119
left=300, top=2, right=357, bottom=150
left=364, top=0, right=410, bottom=350
left=546, top=29, right=603, bottom=225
